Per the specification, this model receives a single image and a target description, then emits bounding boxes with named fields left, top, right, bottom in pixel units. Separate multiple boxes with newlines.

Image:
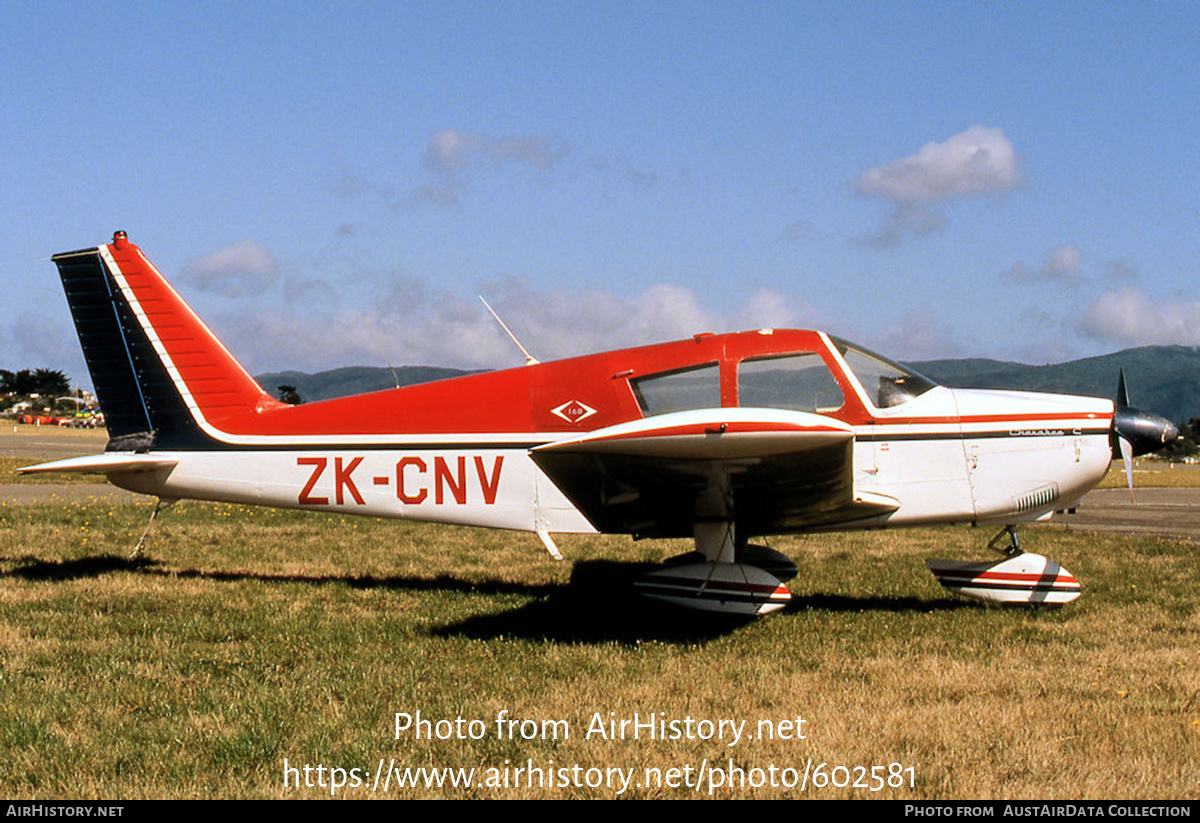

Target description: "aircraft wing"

left=531, top=408, right=897, bottom=539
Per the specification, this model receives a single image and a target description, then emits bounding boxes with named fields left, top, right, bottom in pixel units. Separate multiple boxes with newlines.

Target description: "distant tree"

left=1162, top=417, right=1200, bottom=460
left=53, top=396, right=83, bottom=414
left=32, top=369, right=70, bottom=397
left=277, top=384, right=303, bottom=405
left=1, top=368, right=71, bottom=397
left=10, top=369, right=35, bottom=395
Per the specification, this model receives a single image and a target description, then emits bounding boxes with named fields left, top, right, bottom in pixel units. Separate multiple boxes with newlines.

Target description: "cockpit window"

left=830, top=336, right=939, bottom=409
left=631, top=362, right=721, bottom=416
left=738, top=353, right=844, bottom=413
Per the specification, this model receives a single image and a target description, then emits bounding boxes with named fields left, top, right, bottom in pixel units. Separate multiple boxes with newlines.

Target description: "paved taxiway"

left=1056, top=488, right=1200, bottom=542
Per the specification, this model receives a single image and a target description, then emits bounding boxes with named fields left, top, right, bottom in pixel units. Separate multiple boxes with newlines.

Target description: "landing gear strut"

left=129, top=497, right=175, bottom=560
left=986, top=525, right=1022, bottom=558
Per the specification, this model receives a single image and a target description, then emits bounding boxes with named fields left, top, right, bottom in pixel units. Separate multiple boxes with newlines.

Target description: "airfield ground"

left=1, top=427, right=1198, bottom=799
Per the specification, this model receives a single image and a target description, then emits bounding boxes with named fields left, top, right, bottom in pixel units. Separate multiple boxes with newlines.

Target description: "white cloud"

left=406, top=183, right=460, bottom=207
left=211, top=280, right=828, bottom=374
left=778, top=221, right=818, bottom=244
left=1102, top=259, right=1139, bottom=282
left=1002, top=245, right=1082, bottom=284
left=871, top=307, right=963, bottom=361
left=424, top=129, right=569, bottom=174
left=852, top=205, right=946, bottom=249
left=1079, top=288, right=1200, bottom=347
left=341, top=131, right=657, bottom=211
left=852, top=126, right=1022, bottom=249
left=735, top=289, right=822, bottom=331
left=855, top=125, right=1023, bottom=204
left=4, top=311, right=90, bottom=389
left=393, top=129, right=571, bottom=209
left=1043, top=245, right=1082, bottom=276
left=583, top=155, right=658, bottom=188
left=182, top=240, right=279, bottom=298
left=9, top=312, right=86, bottom=369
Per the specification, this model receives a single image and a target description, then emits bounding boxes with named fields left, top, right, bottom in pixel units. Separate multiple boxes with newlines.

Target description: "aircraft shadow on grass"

left=4, top=554, right=972, bottom=644
left=432, top=560, right=975, bottom=643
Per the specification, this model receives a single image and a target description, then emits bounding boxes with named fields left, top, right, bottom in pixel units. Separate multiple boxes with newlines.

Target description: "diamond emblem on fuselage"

left=551, top=399, right=597, bottom=423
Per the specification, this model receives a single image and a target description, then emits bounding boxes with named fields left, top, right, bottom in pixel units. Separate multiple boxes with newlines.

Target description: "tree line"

left=1162, top=418, right=1200, bottom=461
left=0, top=369, right=72, bottom=397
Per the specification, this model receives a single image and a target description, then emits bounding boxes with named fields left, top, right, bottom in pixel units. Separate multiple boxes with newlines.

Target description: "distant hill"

left=254, top=366, right=475, bottom=403
left=909, top=345, right=1200, bottom=425
left=254, top=345, right=1200, bottom=425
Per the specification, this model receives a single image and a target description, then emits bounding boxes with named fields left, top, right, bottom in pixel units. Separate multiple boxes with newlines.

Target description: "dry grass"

left=1100, top=461, right=1200, bottom=489
left=0, top=456, right=108, bottom=484
left=1, top=497, right=1197, bottom=799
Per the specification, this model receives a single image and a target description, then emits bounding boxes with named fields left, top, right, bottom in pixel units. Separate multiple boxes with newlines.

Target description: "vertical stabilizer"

left=52, top=233, right=281, bottom=446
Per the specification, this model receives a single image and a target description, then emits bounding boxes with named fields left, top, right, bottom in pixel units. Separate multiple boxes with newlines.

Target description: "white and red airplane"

left=23, top=232, right=1177, bottom=614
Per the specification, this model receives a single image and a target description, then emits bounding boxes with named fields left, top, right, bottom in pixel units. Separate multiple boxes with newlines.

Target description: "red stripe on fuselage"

left=881, top=412, right=1112, bottom=427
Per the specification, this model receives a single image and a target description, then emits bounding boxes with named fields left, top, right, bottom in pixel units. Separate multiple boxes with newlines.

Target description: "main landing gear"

left=634, top=522, right=798, bottom=616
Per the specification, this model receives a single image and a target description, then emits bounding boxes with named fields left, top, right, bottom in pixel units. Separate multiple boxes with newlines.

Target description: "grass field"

left=1099, top=461, right=1200, bottom=489
left=0, top=427, right=107, bottom=485
left=1, top=495, right=1198, bottom=799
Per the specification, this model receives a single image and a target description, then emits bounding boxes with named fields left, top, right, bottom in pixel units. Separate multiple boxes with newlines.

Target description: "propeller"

left=1110, top=370, right=1178, bottom=501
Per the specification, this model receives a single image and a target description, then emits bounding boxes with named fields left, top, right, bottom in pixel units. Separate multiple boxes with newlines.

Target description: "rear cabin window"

left=631, top=363, right=721, bottom=416
left=738, top=353, right=844, bottom=413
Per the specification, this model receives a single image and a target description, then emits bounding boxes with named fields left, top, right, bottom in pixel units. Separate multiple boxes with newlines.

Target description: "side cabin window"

left=631, top=362, right=721, bottom=416
left=738, top=353, right=844, bottom=414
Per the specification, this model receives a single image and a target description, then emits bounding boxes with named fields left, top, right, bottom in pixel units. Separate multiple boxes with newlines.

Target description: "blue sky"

left=4, top=1, right=1199, bottom=387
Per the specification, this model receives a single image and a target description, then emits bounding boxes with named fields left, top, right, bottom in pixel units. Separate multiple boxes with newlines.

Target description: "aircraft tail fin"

left=52, top=232, right=282, bottom=445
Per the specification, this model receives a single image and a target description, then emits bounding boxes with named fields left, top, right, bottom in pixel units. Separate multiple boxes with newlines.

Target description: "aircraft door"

left=870, top=392, right=974, bottom=524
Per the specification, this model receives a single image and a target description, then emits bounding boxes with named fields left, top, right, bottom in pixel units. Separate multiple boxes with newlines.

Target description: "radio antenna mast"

left=479, top=295, right=539, bottom=365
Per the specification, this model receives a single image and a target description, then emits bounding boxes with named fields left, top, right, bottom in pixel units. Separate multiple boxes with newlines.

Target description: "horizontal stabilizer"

left=19, top=454, right=179, bottom=475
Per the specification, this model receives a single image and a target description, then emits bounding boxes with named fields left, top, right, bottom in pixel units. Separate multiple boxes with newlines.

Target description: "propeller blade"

left=1110, top=372, right=1177, bottom=459
left=1118, top=434, right=1134, bottom=503
left=1108, top=370, right=1178, bottom=503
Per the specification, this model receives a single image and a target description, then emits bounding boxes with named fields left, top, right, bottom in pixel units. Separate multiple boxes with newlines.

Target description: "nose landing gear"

left=926, top=525, right=1082, bottom=606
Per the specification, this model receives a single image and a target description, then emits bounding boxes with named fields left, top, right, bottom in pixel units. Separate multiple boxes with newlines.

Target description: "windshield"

left=829, top=336, right=939, bottom=409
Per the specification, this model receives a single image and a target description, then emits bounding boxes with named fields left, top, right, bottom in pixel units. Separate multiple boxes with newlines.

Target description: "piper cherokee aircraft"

left=23, top=232, right=1178, bottom=615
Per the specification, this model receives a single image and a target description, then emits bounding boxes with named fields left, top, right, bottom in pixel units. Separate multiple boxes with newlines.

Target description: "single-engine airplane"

left=23, top=232, right=1178, bottom=614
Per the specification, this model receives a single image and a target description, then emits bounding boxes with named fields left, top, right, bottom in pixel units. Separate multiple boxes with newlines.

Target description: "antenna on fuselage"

left=478, top=295, right=539, bottom=365
left=364, top=324, right=401, bottom=389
